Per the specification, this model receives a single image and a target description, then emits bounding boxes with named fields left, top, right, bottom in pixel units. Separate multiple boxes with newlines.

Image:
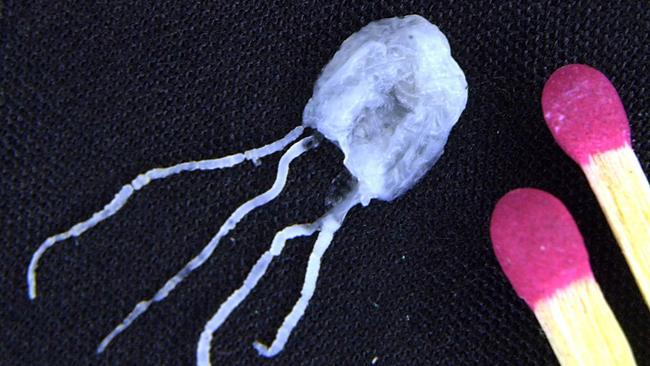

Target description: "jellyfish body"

left=304, top=14, right=467, bottom=205
left=27, top=15, right=467, bottom=365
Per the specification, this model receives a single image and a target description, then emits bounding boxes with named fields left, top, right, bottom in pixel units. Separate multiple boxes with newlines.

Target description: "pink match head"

left=490, top=188, right=593, bottom=309
left=541, top=64, right=631, bottom=165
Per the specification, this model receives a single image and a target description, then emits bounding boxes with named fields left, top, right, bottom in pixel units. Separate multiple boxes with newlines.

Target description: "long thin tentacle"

left=27, top=126, right=304, bottom=300
left=253, top=193, right=359, bottom=358
left=196, top=223, right=318, bottom=366
left=96, top=134, right=316, bottom=354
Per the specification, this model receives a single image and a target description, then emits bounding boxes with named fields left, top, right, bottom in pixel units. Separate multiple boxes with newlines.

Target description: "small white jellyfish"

left=27, top=14, right=467, bottom=365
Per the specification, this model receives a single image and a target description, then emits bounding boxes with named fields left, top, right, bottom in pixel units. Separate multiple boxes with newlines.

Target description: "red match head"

left=490, top=188, right=593, bottom=309
left=541, top=64, right=631, bottom=165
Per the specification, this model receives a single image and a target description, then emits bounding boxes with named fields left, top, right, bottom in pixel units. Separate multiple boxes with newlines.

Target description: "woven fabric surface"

left=2, top=1, right=649, bottom=365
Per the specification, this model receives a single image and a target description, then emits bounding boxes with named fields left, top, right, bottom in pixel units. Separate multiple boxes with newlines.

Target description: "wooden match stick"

left=542, top=64, right=650, bottom=308
left=491, top=188, right=636, bottom=366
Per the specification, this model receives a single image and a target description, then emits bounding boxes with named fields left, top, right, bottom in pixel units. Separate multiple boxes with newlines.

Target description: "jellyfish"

left=26, top=14, right=468, bottom=365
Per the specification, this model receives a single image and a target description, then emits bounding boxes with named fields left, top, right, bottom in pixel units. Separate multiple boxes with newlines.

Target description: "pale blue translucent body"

left=304, top=15, right=467, bottom=205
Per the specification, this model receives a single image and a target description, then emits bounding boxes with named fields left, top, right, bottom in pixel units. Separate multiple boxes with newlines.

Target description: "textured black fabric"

left=3, top=1, right=649, bottom=365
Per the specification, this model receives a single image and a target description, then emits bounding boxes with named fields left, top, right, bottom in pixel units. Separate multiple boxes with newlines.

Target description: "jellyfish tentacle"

left=253, top=193, right=359, bottom=358
left=27, top=126, right=304, bottom=300
left=95, top=134, right=317, bottom=354
left=252, top=222, right=337, bottom=358
left=196, top=223, right=318, bottom=366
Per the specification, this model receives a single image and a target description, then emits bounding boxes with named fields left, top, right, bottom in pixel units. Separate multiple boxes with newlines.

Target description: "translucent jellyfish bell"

left=26, top=14, right=467, bottom=366
left=304, top=15, right=468, bottom=205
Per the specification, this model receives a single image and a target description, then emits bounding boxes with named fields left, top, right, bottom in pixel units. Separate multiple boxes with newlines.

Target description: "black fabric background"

left=2, top=1, right=649, bottom=365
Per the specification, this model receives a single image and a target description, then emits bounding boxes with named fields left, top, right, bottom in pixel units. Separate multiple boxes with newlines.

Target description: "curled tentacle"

left=254, top=192, right=359, bottom=358
left=196, top=223, right=318, bottom=366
